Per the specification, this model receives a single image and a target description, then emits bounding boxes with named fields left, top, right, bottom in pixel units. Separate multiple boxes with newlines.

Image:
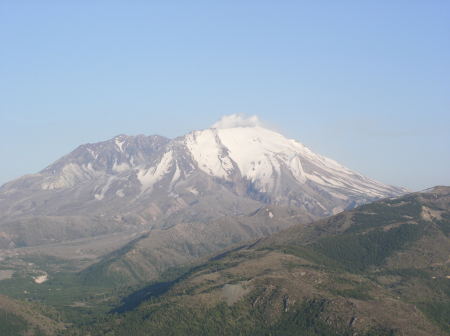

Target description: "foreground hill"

left=78, top=186, right=450, bottom=336
left=79, top=205, right=316, bottom=286
left=0, top=116, right=404, bottom=249
left=0, top=294, right=64, bottom=336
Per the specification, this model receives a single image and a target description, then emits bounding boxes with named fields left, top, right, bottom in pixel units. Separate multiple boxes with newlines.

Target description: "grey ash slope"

left=79, top=204, right=317, bottom=285
left=0, top=125, right=404, bottom=249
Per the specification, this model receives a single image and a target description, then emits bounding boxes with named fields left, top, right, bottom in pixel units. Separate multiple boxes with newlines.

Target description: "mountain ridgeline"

left=0, top=125, right=404, bottom=249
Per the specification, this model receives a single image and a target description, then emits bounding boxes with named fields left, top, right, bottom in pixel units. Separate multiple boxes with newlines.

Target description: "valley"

left=0, top=187, right=448, bottom=335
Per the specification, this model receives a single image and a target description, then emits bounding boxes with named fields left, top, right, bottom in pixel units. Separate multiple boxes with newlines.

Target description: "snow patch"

left=171, top=163, right=181, bottom=185
left=289, top=156, right=307, bottom=184
left=327, top=190, right=349, bottom=200
left=94, top=176, right=115, bottom=200
left=113, top=161, right=130, bottom=173
left=137, top=151, right=173, bottom=191
left=41, top=163, right=87, bottom=190
left=185, top=130, right=232, bottom=179
left=214, top=127, right=302, bottom=191
left=87, top=148, right=98, bottom=160
left=115, top=138, right=125, bottom=152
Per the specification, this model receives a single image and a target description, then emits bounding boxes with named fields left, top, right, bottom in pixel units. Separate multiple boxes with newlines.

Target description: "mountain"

left=80, top=186, right=450, bottom=336
left=0, top=117, right=404, bottom=249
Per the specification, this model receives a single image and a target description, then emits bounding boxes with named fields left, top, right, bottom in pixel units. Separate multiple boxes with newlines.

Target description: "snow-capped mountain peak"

left=0, top=116, right=405, bottom=230
left=183, top=123, right=400, bottom=204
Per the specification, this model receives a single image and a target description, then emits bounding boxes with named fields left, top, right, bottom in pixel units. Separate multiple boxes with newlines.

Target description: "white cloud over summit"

left=211, top=114, right=264, bottom=129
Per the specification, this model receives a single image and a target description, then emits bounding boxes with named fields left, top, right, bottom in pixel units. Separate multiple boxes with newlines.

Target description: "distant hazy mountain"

left=0, top=117, right=405, bottom=248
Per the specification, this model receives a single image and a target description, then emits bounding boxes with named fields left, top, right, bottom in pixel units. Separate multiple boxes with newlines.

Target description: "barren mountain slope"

left=0, top=124, right=404, bottom=248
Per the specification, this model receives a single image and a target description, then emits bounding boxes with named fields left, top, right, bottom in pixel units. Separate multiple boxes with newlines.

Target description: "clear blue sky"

left=1, top=1, right=449, bottom=190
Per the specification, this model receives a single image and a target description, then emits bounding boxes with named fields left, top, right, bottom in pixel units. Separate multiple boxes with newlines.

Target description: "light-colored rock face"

left=0, top=124, right=406, bottom=248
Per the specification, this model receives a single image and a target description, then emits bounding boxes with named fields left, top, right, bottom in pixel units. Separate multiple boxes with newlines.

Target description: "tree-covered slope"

left=70, top=186, right=450, bottom=336
left=0, top=294, right=64, bottom=336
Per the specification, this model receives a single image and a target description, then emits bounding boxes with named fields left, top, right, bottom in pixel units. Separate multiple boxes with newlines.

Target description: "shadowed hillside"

left=74, top=187, right=450, bottom=336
